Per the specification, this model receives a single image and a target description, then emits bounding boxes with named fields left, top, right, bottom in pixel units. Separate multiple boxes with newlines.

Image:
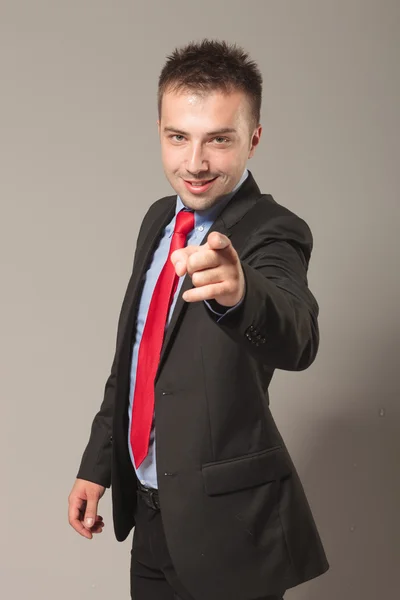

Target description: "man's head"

left=157, top=39, right=263, bottom=211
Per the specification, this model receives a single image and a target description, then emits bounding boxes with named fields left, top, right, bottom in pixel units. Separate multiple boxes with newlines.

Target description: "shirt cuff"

left=204, top=294, right=245, bottom=322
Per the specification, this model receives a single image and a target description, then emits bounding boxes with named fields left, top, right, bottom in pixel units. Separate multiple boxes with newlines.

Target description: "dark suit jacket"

left=77, top=171, right=329, bottom=600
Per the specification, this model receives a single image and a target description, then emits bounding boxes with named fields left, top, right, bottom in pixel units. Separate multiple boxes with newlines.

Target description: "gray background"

left=1, top=1, right=399, bottom=599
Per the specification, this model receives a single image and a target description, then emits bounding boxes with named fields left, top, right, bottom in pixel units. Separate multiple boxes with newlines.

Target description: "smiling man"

left=158, top=87, right=261, bottom=211
left=68, top=39, right=329, bottom=600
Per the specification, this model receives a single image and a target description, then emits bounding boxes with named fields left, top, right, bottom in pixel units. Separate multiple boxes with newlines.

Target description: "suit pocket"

left=201, top=445, right=292, bottom=495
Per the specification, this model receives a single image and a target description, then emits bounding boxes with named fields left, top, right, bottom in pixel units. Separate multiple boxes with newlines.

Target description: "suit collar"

left=174, top=168, right=249, bottom=230
left=159, top=169, right=261, bottom=238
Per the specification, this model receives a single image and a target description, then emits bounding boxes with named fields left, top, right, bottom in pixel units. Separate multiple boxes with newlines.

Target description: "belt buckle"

left=138, top=484, right=158, bottom=510
left=148, top=489, right=159, bottom=510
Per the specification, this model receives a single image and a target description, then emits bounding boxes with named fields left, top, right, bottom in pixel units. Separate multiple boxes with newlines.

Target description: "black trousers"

left=130, top=480, right=285, bottom=600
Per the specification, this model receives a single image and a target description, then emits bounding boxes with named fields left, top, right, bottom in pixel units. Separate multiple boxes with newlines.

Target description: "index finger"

left=170, top=245, right=200, bottom=267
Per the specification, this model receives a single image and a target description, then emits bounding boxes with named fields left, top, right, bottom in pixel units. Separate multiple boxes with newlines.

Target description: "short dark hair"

left=158, top=39, right=263, bottom=129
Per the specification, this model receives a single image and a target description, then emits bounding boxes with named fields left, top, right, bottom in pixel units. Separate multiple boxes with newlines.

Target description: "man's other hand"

left=68, top=478, right=106, bottom=539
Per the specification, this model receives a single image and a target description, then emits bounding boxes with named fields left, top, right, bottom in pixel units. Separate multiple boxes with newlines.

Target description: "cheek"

left=161, top=148, right=175, bottom=170
left=216, top=151, right=243, bottom=174
left=161, top=146, right=182, bottom=172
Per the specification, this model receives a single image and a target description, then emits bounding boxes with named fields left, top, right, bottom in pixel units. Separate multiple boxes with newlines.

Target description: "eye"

left=169, top=134, right=185, bottom=142
left=213, top=137, right=230, bottom=144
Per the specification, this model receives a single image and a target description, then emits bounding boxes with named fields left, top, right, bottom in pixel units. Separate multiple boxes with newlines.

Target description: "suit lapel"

left=155, top=171, right=262, bottom=381
left=130, top=201, right=175, bottom=307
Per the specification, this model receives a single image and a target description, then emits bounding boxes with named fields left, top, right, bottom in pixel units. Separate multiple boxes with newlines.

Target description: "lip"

left=182, top=176, right=217, bottom=194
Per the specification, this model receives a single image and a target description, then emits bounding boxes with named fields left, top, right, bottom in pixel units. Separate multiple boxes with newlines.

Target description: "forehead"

left=161, top=88, right=251, bottom=129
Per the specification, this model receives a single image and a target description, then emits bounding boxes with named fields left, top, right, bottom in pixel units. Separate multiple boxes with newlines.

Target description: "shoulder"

left=236, top=193, right=315, bottom=268
left=136, top=194, right=175, bottom=238
left=248, top=193, right=314, bottom=247
left=143, top=194, right=176, bottom=221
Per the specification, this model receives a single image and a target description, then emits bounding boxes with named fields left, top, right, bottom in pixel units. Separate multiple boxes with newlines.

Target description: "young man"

left=68, top=39, right=329, bottom=600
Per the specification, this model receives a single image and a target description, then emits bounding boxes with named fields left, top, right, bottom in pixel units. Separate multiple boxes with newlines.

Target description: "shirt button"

left=198, top=226, right=204, bottom=232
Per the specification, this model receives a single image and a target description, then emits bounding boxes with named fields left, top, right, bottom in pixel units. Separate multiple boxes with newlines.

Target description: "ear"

left=248, top=125, right=262, bottom=159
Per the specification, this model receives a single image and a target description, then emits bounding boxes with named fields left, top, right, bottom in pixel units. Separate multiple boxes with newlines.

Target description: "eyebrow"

left=163, top=127, right=237, bottom=136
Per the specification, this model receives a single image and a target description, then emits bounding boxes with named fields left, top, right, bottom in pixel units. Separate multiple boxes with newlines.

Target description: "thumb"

left=207, top=232, right=236, bottom=262
left=84, top=494, right=99, bottom=528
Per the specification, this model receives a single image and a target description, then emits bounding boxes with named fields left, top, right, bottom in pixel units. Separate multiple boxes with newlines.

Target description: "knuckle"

left=223, top=282, right=234, bottom=295
left=192, top=271, right=202, bottom=286
left=229, top=280, right=236, bottom=292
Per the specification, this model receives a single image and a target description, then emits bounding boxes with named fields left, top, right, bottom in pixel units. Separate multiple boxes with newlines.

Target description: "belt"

left=136, top=479, right=160, bottom=510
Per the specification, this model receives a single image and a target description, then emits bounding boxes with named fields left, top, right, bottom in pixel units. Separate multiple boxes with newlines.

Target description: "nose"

left=186, top=143, right=209, bottom=175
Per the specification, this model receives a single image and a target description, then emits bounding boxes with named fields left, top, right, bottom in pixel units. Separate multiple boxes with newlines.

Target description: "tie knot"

left=174, top=209, right=195, bottom=237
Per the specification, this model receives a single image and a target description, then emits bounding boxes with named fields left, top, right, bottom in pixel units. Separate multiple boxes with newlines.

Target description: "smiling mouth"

left=183, top=177, right=217, bottom=185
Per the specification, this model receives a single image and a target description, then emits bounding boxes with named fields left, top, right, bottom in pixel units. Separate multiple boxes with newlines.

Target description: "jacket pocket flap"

left=201, top=446, right=292, bottom=495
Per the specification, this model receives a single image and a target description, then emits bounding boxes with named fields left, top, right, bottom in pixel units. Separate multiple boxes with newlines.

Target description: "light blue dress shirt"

left=128, top=169, right=249, bottom=488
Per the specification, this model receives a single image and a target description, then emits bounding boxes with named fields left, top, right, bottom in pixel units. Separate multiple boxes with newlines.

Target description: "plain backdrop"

left=1, top=1, right=399, bottom=599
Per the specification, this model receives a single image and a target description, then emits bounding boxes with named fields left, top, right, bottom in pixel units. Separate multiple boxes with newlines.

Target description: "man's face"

left=157, top=88, right=262, bottom=211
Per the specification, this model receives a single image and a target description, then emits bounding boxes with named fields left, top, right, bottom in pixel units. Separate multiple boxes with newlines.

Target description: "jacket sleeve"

left=203, top=295, right=244, bottom=320
left=204, top=212, right=320, bottom=371
left=76, top=278, right=136, bottom=487
left=75, top=204, right=155, bottom=487
left=76, top=361, right=116, bottom=488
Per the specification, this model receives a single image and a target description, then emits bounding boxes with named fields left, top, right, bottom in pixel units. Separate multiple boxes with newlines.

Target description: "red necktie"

left=130, top=208, right=195, bottom=467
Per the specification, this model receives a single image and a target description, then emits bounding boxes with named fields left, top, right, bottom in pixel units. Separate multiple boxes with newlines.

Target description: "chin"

left=188, top=197, right=219, bottom=212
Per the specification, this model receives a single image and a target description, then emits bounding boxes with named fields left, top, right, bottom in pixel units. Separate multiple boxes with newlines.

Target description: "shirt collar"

left=175, top=168, right=249, bottom=229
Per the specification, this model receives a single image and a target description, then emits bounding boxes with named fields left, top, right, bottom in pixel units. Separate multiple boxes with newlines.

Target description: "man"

left=68, top=39, right=329, bottom=600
